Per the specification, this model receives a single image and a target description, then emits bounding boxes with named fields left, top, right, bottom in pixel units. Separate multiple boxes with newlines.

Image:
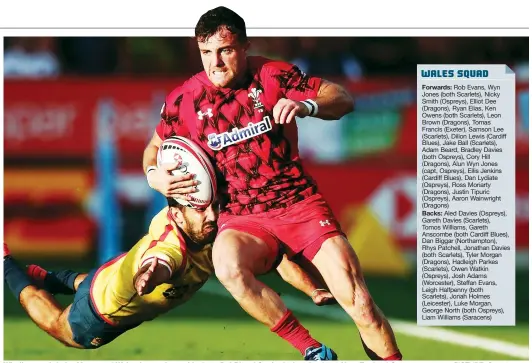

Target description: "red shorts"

left=218, top=194, right=345, bottom=263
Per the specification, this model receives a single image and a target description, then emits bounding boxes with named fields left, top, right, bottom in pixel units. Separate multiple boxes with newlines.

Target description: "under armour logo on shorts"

left=319, top=220, right=330, bottom=227
left=90, top=337, right=104, bottom=347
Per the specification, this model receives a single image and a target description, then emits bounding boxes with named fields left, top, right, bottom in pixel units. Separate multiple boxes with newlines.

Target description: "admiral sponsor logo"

left=207, top=116, right=272, bottom=150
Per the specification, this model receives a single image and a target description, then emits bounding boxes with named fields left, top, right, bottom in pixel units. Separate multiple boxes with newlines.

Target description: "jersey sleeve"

left=139, top=241, right=184, bottom=277
left=155, top=87, right=190, bottom=140
left=265, top=60, right=322, bottom=101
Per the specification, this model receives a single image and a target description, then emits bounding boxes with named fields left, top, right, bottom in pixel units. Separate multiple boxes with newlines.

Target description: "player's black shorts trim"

left=268, top=243, right=285, bottom=273
left=67, top=268, right=139, bottom=349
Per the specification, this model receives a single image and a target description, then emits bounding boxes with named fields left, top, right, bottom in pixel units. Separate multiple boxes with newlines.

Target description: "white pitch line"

left=390, top=321, right=529, bottom=360
left=201, top=280, right=529, bottom=360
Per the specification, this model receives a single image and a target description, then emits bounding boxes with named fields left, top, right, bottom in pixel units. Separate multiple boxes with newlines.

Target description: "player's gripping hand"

left=312, top=288, right=337, bottom=306
left=147, top=162, right=198, bottom=200
left=272, top=98, right=311, bottom=124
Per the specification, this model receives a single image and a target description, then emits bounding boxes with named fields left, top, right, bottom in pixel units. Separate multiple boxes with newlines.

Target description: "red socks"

left=270, top=311, right=403, bottom=360
left=271, top=310, right=320, bottom=355
left=360, top=334, right=402, bottom=360
left=384, top=351, right=403, bottom=360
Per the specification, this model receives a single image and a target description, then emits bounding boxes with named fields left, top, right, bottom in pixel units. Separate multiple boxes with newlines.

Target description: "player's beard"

left=185, top=222, right=218, bottom=246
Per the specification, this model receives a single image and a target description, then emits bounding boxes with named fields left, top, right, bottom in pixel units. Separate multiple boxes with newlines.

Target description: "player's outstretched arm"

left=276, top=255, right=337, bottom=306
left=134, top=258, right=171, bottom=296
left=273, top=79, right=354, bottom=124
left=143, top=131, right=198, bottom=200
left=313, top=79, right=355, bottom=120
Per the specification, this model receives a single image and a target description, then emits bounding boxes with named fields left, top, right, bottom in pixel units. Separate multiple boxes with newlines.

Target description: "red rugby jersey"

left=156, top=56, right=322, bottom=215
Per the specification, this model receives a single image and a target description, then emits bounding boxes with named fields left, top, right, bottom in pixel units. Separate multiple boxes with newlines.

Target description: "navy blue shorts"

left=67, top=268, right=139, bottom=349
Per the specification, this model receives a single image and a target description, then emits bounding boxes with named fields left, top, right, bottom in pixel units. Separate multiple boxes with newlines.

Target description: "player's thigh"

left=311, top=235, right=372, bottom=306
left=66, top=268, right=122, bottom=349
left=274, top=194, right=344, bottom=258
left=50, top=304, right=85, bottom=348
left=213, top=228, right=279, bottom=276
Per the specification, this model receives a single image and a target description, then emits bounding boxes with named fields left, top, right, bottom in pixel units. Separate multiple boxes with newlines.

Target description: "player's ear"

left=243, top=40, right=251, bottom=52
left=171, top=206, right=186, bottom=228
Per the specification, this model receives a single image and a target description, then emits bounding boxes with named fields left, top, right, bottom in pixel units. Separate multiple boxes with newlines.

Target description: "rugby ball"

left=157, top=136, right=217, bottom=209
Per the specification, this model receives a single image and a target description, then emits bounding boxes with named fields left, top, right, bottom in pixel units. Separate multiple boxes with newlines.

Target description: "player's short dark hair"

left=195, top=6, right=247, bottom=43
left=167, top=197, right=185, bottom=211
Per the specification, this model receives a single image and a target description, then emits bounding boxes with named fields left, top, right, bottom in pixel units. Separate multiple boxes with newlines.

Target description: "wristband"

left=146, top=166, right=157, bottom=188
left=146, top=166, right=157, bottom=175
left=301, top=99, right=318, bottom=117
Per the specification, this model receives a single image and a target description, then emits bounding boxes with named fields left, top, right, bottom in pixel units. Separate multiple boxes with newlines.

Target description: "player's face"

left=179, top=202, right=219, bottom=246
left=198, top=28, right=249, bottom=88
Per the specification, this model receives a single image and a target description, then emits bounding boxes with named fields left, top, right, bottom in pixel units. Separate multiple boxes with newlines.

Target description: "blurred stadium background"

left=3, top=36, right=529, bottom=360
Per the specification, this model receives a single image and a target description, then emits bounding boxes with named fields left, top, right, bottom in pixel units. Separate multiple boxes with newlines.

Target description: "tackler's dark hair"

left=195, top=6, right=247, bottom=43
left=167, top=197, right=185, bottom=211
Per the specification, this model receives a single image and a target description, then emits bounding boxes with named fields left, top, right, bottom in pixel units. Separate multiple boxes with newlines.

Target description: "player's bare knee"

left=216, top=264, right=247, bottom=284
left=214, top=258, right=249, bottom=286
left=214, top=261, right=235, bottom=284
left=215, top=265, right=255, bottom=299
left=213, top=250, right=239, bottom=283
